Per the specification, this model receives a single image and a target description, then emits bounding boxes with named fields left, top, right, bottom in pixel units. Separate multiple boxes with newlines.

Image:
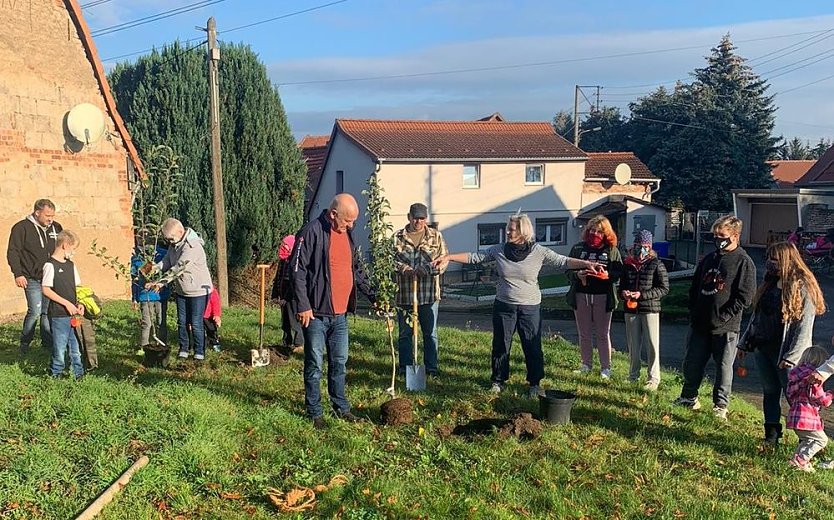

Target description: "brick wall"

left=804, top=204, right=834, bottom=233
left=0, top=0, right=133, bottom=314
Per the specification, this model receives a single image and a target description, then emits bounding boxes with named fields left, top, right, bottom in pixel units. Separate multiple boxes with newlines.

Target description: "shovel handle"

left=257, top=264, right=269, bottom=326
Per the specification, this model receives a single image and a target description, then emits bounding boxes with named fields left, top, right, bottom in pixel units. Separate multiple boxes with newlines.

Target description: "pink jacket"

left=204, top=288, right=221, bottom=320
left=787, top=363, right=833, bottom=431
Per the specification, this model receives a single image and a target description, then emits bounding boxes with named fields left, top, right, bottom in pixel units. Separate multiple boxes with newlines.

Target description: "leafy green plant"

left=362, top=172, right=399, bottom=397
left=89, top=145, right=182, bottom=285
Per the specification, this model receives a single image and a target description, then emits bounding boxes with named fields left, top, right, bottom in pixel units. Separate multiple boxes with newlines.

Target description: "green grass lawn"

left=1, top=301, right=832, bottom=519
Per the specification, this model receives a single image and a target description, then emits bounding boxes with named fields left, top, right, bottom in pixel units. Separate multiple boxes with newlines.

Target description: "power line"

left=777, top=72, right=834, bottom=95
left=100, top=0, right=348, bottom=62
left=759, top=47, right=834, bottom=76
left=90, top=0, right=228, bottom=37
left=81, top=0, right=115, bottom=8
left=604, top=28, right=834, bottom=91
left=766, top=50, right=834, bottom=80
left=747, top=29, right=834, bottom=66
left=221, top=0, right=347, bottom=34
left=276, top=29, right=834, bottom=86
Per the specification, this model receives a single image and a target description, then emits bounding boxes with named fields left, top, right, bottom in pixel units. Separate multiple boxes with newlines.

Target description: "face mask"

left=633, top=246, right=650, bottom=259
left=587, top=234, right=604, bottom=248
left=765, top=259, right=779, bottom=276
left=714, top=237, right=731, bottom=251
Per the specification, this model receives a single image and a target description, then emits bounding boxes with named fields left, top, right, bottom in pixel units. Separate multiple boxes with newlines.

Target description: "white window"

left=477, top=223, right=505, bottom=248
left=535, top=218, right=568, bottom=245
left=525, top=164, right=544, bottom=185
left=463, top=164, right=480, bottom=188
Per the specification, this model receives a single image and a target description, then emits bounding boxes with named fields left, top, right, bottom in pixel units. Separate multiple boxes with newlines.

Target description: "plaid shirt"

left=394, top=225, right=448, bottom=306
left=786, top=363, right=834, bottom=431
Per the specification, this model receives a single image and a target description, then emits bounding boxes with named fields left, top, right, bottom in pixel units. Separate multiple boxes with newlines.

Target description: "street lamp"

left=575, top=126, right=602, bottom=147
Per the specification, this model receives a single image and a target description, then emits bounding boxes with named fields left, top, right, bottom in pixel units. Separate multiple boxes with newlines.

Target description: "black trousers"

left=281, top=300, right=304, bottom=347
left=203, top=318, right=220, bottom=346
left=491, top=299, right=544, bottom=386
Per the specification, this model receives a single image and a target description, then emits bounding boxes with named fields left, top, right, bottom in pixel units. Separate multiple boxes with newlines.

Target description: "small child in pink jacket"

left=786, top=346, right=834, bottom=472
left=204, top=287, right=222, bottom=352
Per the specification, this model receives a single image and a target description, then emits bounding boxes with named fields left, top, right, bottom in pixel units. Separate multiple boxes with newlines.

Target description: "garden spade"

left=252, top=264, right=271, bottom=368
left=406, top=275, right=426, bottom=391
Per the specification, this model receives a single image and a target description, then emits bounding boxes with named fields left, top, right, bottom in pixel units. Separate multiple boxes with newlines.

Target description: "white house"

left=307, top=117, right=662, bottom=264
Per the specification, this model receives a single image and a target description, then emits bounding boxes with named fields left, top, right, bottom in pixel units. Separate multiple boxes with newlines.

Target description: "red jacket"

left=787, top=363, right=833, bottom=431
left=204, top=288, right=221, bottom=319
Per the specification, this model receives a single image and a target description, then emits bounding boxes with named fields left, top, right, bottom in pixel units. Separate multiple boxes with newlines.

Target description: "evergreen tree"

left=551, top=110, right=574, bottom=141
left=108, top=42, right=306, bottom=272
left=629, top=36, right=778, bottom=210
left=576, top=107, right=629, bottom=152
left=774, top=137, right=811, bottom=160
left=811, top=138, right=833, bottom=159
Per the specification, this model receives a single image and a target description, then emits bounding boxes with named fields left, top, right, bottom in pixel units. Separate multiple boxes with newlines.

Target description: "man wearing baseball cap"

left=393, top=202, right=448, bottom=377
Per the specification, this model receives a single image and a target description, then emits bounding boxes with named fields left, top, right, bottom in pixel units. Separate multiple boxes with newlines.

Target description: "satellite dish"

left=614, top=163, right=632, bottom=185
left=67, top=103, right=106, bottom=146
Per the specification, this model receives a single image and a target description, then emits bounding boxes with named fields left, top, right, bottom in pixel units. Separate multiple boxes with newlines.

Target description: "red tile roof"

left=767, top=160, right=815, bottom=187
left=299, top=135, right=330, bottom=215
left=65, top=0, right=144, bottom=177
left=299, top=135, right=330, bottom=149
left=335, top=119, right=586, bottom=160
left=585, top=152, right=657, bottom=181
left=796, top=146, right=834, bottom=186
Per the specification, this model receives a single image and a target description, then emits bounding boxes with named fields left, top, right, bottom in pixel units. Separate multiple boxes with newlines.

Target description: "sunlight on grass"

left=0, top=301, right=832, bottom=518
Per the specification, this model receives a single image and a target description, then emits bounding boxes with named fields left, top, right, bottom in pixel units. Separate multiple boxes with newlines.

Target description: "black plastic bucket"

left=142, top=344, right=170, bottom=368
left=539, top=390, right=576, bottom=424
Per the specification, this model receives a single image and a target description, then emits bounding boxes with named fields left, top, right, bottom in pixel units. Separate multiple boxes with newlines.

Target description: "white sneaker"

left=177, top=351, right=189, bottom=359
left=674, top=396, right=701, bottom=410
left=573, top=364, right=592, bottom=374
left=600, top=369, right=611, bottom=379
left=713, top=406, right=728, bottom=420
left=643, top=381, right=659, bottom=392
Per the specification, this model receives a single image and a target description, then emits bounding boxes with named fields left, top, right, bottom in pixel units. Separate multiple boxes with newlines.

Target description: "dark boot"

left=764, top=423, right=783, bottom=445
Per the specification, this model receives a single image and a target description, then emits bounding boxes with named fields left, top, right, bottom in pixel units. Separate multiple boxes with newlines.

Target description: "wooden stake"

left=75, top=455, right=149, bottom=520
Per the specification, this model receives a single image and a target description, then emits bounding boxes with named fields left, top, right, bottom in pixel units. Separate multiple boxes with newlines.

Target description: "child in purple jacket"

left=786, top=346, right=834, bottom=472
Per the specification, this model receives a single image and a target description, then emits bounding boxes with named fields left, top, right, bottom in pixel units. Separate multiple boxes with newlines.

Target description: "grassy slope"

left=1, top=301, right=832, bottom=519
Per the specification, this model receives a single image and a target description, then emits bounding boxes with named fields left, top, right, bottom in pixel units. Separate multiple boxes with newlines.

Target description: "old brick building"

left=0, top=0, right=142, bottom=314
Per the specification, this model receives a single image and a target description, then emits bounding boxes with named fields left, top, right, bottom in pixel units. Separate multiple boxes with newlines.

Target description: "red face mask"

left=587, top=234, right=604, bottom=248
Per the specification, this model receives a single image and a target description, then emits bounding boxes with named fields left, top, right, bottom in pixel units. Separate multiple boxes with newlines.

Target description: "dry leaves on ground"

left=266, top=475, right=348, bottom=513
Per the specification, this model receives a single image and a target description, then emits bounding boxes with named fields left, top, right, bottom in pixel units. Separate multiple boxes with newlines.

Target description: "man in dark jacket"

left=675, top=216, right=756, bottom=420
left=6, top=199, right=62, bottom=353
left=291, top=193, right=375, bottom=430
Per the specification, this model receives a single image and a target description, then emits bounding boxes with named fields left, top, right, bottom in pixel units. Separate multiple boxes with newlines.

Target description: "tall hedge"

left=108, top=41, right=307, bottom=270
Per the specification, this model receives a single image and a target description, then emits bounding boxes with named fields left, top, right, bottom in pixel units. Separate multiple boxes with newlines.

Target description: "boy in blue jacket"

left=131, top=244, right=169, bottom=346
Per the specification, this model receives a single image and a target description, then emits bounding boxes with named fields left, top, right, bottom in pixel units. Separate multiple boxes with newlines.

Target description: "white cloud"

left=271, top=14, right=834, bottom=140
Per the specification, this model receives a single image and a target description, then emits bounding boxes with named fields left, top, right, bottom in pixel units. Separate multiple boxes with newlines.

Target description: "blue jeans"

left=21, top=278, right=52, bottom=351
left=50, top=316, right=84, bottom=378
left=176, top=294, right=208, bottom=357
left=397, top=301, right=439, bottom=374
left=754, top=343, right=788, bottom=425
left=303, top=314, right=350, bottom=419
left=491, top=300, right=544, bottom=386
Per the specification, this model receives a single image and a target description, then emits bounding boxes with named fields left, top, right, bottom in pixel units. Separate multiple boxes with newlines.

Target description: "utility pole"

left=573, top=85, right=580, bottom=146
left=207, top=17, right=229, bottom=307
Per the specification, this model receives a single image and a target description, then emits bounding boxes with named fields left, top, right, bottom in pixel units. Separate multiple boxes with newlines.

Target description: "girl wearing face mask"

left=738, top=242, right=825, bottom=446
left=619, top=230, right=669, bottom=391
left=567, top=215, right=624, bottom=378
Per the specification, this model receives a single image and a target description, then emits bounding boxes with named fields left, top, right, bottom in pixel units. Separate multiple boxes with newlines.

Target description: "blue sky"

left=88, top=0, right=834, bottom=141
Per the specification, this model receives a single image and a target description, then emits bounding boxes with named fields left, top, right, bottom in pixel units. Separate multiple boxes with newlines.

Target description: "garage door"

left=750, top=203, right=798, bottom=245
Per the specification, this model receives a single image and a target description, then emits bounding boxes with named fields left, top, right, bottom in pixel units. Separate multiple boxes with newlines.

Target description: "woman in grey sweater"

left=437, top=214, right=602, bottom=398
left=739, top=242, right=825, bottom=445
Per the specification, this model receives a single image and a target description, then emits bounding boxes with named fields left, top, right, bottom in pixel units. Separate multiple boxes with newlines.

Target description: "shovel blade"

left=405, top=364, right=426, bottom=391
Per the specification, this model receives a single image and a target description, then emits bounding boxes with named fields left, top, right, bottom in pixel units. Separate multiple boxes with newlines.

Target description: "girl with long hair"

left=739, top=241, right=826, bottom=445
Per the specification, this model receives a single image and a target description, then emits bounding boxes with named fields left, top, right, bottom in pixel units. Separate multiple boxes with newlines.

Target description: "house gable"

left=0, top=0, right=140, bottom=313
left=796, top=146, right=834, bottom=186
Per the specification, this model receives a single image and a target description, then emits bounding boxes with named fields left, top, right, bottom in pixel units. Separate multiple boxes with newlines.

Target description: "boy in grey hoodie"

left=148, top=218, right=214, bottom=360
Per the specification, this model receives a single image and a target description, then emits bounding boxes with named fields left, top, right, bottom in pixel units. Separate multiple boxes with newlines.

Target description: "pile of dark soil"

left=451, top=413, right=543, bottom=441
left=380, top=398, right=413, bottom=425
